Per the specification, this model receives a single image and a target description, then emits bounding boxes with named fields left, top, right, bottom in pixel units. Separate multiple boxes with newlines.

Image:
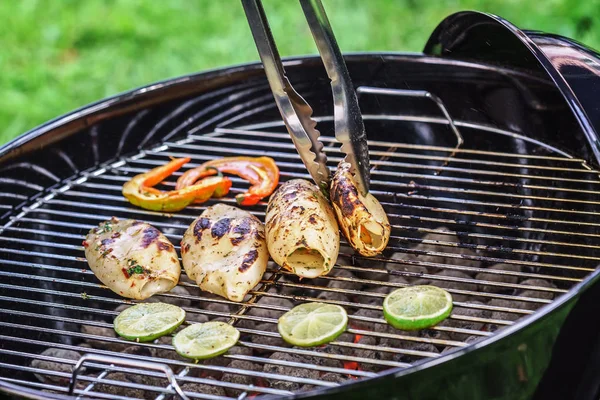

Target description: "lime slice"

left=383, top=285, right=453, bottom=331
left=277, top=302, right=348, bottom=347
left=114, top=303, right=185, bottom=342
left=172, top=321, right=240, bottom=360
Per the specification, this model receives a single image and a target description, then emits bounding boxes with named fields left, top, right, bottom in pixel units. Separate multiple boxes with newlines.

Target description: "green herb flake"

left=127, top=265, right=146, bottom=276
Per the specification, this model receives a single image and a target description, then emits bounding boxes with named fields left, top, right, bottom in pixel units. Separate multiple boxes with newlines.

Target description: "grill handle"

left=68, top=353, right=190, bottom=400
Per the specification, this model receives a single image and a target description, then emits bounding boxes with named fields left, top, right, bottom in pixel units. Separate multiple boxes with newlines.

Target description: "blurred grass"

left=1, top=0, right=599, bottom=145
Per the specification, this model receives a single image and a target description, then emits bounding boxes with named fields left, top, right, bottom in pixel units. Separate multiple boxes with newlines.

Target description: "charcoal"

left=362, top=286, right=390, bottom=305
left=327, top=269, right=363, bottom=291
left=351, top=308, right=388, bottom=334
left=396, top=229, right=482, bottom=276
left=250, top=322, right=290, bottom=351
left=130, top=373, right=168, bottom=397
left=187, top=312, right=210, bottom=324
left=228, top=345, right=253, bottom=357
left=296, top=348, right=343, bottom=369
left=317, top=290, right=351, bottom=304
left=274, top=274, right=300, bottom=296
left=200, top=351, right=231, bottom=377
left=204, top=301, right=234, bottom=314
left=221, top=359, right=261, bottom=397
left=352, top=336, right=391, bottom=372
left=387, top=274, right=409, bottom=286
left=475, top=263, right=522, bottom=294
left=412, top=277, right=431, bottom=286
left=247, top=296, right=294, bottom=320
left=388, top=230, right=450, bottom=276
left=195, top=290, right=223, bottom=300
left=320, top=372, right=348, bottom=383
left=441, top=335, right=482, bottom=354
left=347, top=256, right=388, bottom=282
left=390, top=342, right=439, bottom=364
left=487, top=298, right=532, bottom=331
left=418, top=328, right=451, bottom=343
left=385, top=255, right=429, bottom=281
left=181, top=282, right=202, bottom=298
left=181, top=378, right=227, bottom=397
left=442, top=301, right=490, bottom=340
left=114, top=304, right=130, bottom=314
left=263, top=352, right=320, bottom=392
left=385, top=328, right=451, bottom=354
left=165, top=285, right=193, bottom=307
left=315, top=332, right=355, bottom=357
left=32, top=348, right=81, bottom=384
left=440, top=247, right=480, bottom=274
left=424, top=229, right=481, bottom=272
left=81, top=324, right=128, bottom=352
left=191, top=346, right=253, bottom=379
left=429, top=270, right=478, bottom=302
left=94, top=372, right=146, bottom=399
left=203, top=301, right=234, bottom=323
left=517, top=278, right=557, bottom=300
left=297, top=384, right=316, bottom=393
left=122, top=345, right=155, bottom=358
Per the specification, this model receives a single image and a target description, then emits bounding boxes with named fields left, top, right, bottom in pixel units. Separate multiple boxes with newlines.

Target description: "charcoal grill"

left=2, top=11, right=600, bottom=400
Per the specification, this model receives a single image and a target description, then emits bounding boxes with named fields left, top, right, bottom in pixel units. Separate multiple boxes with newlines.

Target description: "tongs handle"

left=242, top=0, right=331, bottom=191
left=241, top=0, right=288, bottom=96
left=300, top=0, right=371, bottom=195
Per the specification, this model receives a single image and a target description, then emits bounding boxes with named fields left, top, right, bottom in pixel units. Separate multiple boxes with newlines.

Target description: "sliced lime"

left=383, top=285, right=453, bottom=331
left=114, top=303, right=185, bottom=342
left=172, top=321, right=240, bottom=360
left=277, top=302, right=348, bottom=347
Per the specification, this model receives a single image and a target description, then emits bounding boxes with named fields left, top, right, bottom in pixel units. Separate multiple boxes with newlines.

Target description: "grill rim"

left=2, top=47, right=600, bottom=400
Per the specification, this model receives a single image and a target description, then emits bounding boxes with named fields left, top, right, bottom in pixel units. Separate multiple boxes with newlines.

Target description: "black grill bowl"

left=1, top=11, right=600, bottom=400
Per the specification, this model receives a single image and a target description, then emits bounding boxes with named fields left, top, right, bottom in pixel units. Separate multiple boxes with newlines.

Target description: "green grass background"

left=1, top=0, right=598, bottom=145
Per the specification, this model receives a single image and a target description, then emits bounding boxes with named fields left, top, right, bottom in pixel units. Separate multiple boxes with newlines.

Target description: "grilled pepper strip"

left=176, top=156, right=279, bottom=206
left=122, top=158, right=232, bottom=212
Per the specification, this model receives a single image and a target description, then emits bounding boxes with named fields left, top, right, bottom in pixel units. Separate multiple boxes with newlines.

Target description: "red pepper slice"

left=176, top=156, right=279, bottom=206
left=122, top=158, right=232, bottom=212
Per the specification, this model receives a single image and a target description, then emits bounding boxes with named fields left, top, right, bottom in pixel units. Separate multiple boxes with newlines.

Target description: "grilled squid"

left=330, top=161, right=391, bottom=257
left=83, top=218, right=180, bottom=300
left=265, top=179, right=339, bottom=279
left=181, top=204, right=268, bottom=302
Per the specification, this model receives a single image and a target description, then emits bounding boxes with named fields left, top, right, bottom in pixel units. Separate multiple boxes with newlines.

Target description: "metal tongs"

left=242, top=0, right=370, bottom=195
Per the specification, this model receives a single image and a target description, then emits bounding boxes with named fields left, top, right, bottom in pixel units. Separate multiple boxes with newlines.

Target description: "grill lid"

left=425, top=11, right=600, bottom=165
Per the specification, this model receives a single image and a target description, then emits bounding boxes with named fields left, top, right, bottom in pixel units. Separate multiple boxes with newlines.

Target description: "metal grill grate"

left=1, top=87, right=600, bottom=399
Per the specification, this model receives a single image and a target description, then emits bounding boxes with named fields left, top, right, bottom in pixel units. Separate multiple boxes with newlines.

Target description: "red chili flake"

left=82, top=240, right=89, bottom=248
